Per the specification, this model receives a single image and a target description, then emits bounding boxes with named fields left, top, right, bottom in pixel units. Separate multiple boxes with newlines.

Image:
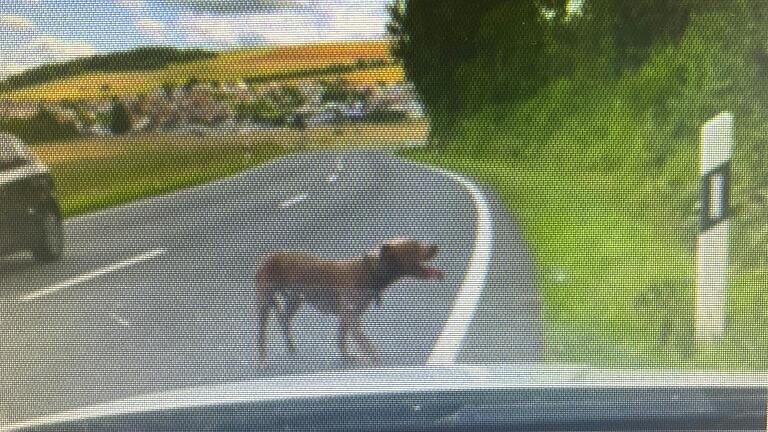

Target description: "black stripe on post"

left=700, top=161, right=731, bottom=232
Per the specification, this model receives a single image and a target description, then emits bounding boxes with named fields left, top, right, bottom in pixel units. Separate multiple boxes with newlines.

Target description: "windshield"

left=0, top=0, right=765, bottom=428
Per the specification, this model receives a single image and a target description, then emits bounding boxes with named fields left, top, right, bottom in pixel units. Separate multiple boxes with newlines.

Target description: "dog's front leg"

left=337, top=312, right=353, bottom=363
left=256, top=295, right=271, bottom=368
left=353, top=319, right=379, bottom=366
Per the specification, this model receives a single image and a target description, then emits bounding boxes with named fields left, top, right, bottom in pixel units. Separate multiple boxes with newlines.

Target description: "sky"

left=0, top=0, right=390, bottom=78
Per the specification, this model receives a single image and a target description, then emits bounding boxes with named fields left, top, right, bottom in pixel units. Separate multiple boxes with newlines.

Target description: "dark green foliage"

left=583, top=0, right=692, bottom=72
left=161, top=82, right=177, bottom=97
left=242, top=61, right=396, bottom=86
left=322, top=79, right=356, bottom=104
left=0, top=109, right=81, bottom=143
left=0, top=47, right=215, bottom=92
left=388, top=0, right=569, bottom=145
left=234, top=99, right=281, bottom=124
left=109, top=100, right=132, bottom=135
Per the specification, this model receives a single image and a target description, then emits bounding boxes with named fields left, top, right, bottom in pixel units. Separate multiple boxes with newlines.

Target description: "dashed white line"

left=326, top=173, right=339, bottom=183
left=19, top=249, right=167, bottom=302
left=110, top=313, right=131, bottom=327
left=279, top=193, right=309, bottom=208
left=425, top=169, right=494, bottom=366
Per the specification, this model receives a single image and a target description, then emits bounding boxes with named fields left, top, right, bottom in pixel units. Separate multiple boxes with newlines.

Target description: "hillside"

left=0, top=47, right=214, bottom=93
left=2, top=41, right=403, bottom=101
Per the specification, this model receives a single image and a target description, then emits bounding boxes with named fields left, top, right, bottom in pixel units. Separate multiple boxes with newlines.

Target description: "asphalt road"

left=0, top=150, right=541, bottom=424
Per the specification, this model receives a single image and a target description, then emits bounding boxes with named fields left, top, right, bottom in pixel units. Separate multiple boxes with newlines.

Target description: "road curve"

left=0, top=150, right=541, bottom=424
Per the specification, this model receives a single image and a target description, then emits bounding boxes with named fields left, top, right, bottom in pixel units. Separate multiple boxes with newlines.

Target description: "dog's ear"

left=380, top=243, right=393, bottom=258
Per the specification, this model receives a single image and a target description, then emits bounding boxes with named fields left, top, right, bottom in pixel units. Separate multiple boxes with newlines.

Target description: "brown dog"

left=255, top=239, right=443, bottom=365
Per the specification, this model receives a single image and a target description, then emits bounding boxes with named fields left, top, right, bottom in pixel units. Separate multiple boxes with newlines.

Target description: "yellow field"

left=163, top=41, right=395, bottom=83
left=339, top=65, right=405, bottom=84
left=5, top=41, right=403, bottom=101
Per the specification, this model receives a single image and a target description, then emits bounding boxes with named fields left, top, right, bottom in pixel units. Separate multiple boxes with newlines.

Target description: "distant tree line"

left=242, top=59, right=394, bottom=86
left=0, top=47, right=216, bottom=93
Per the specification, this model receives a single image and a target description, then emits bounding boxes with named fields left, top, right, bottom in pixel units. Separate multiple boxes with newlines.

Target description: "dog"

left=255, top=239, right=443, bottom=366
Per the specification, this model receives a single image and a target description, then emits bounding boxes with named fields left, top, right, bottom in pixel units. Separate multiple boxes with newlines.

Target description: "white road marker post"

left=696, top=112, right=733, bottom=343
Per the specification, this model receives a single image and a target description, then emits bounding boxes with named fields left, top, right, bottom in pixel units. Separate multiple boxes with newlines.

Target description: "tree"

left=388, top=0, right=569, bottom=145
left=161, top=82, right=177, bottom=97
left=582, top=0, right=692, bottom=72
left=109, top=100, right=132, bottom=135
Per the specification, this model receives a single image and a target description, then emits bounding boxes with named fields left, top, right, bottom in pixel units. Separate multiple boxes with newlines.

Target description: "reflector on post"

left=696, top=112, right=733, bottom=343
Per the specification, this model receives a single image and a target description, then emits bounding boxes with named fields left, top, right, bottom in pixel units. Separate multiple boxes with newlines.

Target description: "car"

left=0, top=133, right=64, bottom=262
left=2, top=366, right=766, bottom=432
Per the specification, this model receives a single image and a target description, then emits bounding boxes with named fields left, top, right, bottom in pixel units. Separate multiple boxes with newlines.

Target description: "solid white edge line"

left=19, top=249, right=167, bottom=302
left=425, top=169, right=494, bottom=366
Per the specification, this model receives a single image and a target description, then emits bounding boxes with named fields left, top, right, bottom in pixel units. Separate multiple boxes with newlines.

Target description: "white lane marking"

left=335, top=156, right=344, bottom=172
left=19, top=249, right=167, bottom=302
left=425, top=169, right=494, bottom=366
left=279, top=193, right=309, bottom=209
left=110, top=313, right=131, bottom=327
left=326, top=173, right=339, bottom=183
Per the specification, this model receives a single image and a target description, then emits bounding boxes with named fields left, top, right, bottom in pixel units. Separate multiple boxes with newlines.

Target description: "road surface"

left=0, top=150, right=541, bottom=424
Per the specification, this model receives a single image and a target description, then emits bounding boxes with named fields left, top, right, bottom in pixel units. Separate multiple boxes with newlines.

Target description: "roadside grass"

left=405, top=137, right=768, bottom=371
left=42, top=139, right=287, bottom=217
left=35, top=120, right=427, bottom=217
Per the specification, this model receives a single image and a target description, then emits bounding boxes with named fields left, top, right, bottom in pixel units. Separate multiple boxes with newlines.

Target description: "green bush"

left=0, top=109, right=81, bottom=144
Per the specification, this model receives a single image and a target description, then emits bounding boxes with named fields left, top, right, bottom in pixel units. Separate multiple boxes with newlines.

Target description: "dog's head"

left=378, top=239, right=443, bottom=280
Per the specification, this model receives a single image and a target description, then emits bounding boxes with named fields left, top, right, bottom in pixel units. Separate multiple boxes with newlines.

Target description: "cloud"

left=0, top=14, right=35, bottom=30
left=178, top=14, right=241, bottom=46
left=135, top=18, right=168, bottom=40
left=28, top=36, right=95, bottom=62
left=114, top=0, right=147, bottom=11
left=0, top=61, right=29, bottom=79
left=177, top=0, right=387, bottom=47
left=0, top=37, right=95, bottom=80
left=163, top=0, right=384, bottom=14
left=161, top=0, right=304, bottom=13
left=179, top=12, right=379, bottom=47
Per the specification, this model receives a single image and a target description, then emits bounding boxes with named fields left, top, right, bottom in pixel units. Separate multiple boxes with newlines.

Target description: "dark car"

left=0, top=133, right=63, bottom=262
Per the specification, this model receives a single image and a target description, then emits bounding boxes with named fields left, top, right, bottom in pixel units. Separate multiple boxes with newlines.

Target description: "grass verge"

left=38, top=139, right=288, bottom=217
left=404, top=149, right=768, bottom=371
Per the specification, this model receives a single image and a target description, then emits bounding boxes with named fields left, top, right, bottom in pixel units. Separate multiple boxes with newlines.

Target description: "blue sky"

left=0, top=0, right=390, bottom=77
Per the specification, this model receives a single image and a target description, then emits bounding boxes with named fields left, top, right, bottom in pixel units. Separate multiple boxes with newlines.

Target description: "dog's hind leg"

left=255, top=273, right=273, bottom=366
left=256, top=297, right=271, bottom=365
left=337, top=313, right=353, bottom=363
left=352, top=318, right=379, bottom=365
left=279, top=296, right=300, bottom=354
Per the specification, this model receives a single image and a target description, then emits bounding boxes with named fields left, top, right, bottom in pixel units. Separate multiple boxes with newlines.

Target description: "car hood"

left=3, top=364, right=768, bottom=432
